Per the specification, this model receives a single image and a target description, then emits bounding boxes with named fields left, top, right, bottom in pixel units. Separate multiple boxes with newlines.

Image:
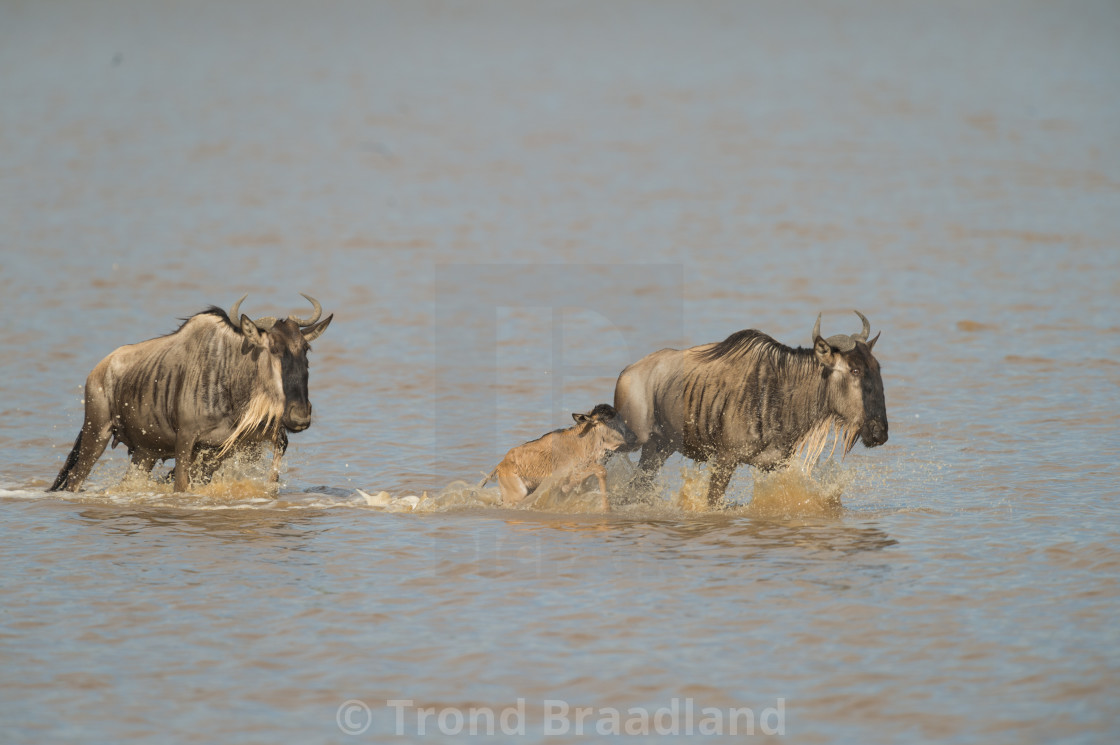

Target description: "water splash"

left=355, top=455, right=854, bottom=517
left=741, top=466, right=848, bottom=519
left=100, top=446, right=282, bottom=501
left=671, top=465, right=712, bottom=513
left=667, top=462, right=849, bottom=517
left=22, top=446, right=867, bottom=518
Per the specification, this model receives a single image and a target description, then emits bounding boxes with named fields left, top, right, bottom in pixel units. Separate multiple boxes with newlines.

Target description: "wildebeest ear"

left=301, top=314, right=333, bottom=343
left=240, top=314, right=267, bottom=349
left=814, top=336, right=835, bottom=367
left=867, top=331, right=880, bottom=351
left=572, top=413, right=594, bottom=436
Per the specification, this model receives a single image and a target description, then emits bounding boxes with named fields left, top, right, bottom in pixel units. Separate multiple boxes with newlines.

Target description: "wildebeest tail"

left=478, top=466, right=498, bottom=489
left=48, top=430, right=84, bottom=492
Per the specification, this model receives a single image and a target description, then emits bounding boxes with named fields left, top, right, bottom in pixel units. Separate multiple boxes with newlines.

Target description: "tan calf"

left=479, top=404, right=629, bottom=511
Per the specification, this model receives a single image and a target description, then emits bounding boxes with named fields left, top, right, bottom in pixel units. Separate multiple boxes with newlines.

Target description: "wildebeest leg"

left=269, top=432, right=288, bottom=484
left=128, top=449, right=158, bottom=480
left=630, top=437, right=672, bottom=491
left=173, top=432, right=198, bottom=493
left=50, top=381, right=114, bottom=492
left=707, top=457, right=738, bottom=507
left=563, top=464, right=612, bottom=511
left=190, top=446, right=224, bottom=486
left=615, top=438, right=672, bottom=505
left=593, top=463, right=611, bottom=512
left=52, top=421, right=112, bottom=492
left=496, top=465, right=529, bottom=507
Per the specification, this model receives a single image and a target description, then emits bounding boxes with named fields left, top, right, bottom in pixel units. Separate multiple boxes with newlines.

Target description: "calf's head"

left=232, top=294, right=333, bottom=432
left=812, top=311, right=888, bottom=449
left=573, top=403, right=630, bottom=453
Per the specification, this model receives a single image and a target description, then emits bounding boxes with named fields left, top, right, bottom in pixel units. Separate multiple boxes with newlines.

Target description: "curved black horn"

left=229, top=294, right=248, bottom=324
left=229, top=295, right=277, bottom=331
left=812, top=313, right=822, bottom=343
left=854, top=310, right=870, bottom=342
left=290, top=293, right=322, bottom=327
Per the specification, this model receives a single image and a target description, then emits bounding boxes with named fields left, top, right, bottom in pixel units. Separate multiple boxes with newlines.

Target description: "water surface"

left=2, top=1, right=1119, bottom=742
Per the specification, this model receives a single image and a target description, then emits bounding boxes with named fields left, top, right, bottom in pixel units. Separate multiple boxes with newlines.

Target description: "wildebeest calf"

left=479, top=404, right=629, bottom=511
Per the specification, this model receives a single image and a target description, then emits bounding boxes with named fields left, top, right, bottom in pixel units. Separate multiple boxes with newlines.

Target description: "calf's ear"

left=572, top=412, right=594, bottom=436
left=240, top=314, right=267, bottom=349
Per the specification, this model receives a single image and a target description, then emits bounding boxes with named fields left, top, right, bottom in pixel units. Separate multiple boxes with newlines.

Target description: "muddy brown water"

left=2, top=1, right=1119, bottom=743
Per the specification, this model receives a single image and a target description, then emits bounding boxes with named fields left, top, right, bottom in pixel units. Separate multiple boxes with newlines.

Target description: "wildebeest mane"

left=177, top=306, right=238, bottom=333
left=164, top=307, right=282, bottom=456
left=696, top=329, right=814, bottom=370
left=692, top=329, right=855, bottom=467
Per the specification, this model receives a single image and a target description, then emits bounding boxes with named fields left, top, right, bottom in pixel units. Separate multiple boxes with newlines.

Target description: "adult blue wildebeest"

left=613, top=311, right=888, bottom=506
left=49, top=294, right=333, bottom=493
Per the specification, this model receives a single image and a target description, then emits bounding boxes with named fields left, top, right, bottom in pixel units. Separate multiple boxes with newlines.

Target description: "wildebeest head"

left=812, top=311, right=888, bottom=450
left=231, top=294, right=333, bottom=432
left=572, top=403, right=630, bottom=452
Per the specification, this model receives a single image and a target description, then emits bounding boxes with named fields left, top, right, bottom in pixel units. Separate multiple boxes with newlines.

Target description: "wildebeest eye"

left=850, top=367, right=863, bottom=377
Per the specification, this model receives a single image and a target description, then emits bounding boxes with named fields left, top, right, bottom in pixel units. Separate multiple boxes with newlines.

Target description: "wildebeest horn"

left=290, top=293, right=322, bottom=327
left=815, top=311, right=866, bottom=352
left=854, top=310, right=871, bottom=342
left=229, top=294, right=248, bottom=324
left=229, top=295, right=282, bottom=329
left=229, top=295, right=278, bottom=331
left=815, top=311, right=873, bottom=351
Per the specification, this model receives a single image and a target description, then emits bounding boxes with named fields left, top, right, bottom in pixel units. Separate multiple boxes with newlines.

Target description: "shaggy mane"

left=697, top=329, right=855, bottom=472
left=175, top=307, right=239, bottom=334
left=172, top=307, right=282, bottom=455
left=696, top=329, right=814, bottom=368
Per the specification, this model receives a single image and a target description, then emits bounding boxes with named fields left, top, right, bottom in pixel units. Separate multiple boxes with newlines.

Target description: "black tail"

left=48, top=431, right=83, bottom=492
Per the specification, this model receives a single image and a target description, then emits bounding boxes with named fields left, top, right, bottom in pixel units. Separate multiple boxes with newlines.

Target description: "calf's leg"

left=496, top=465, right=529, bottom=507
left=593, top=463, right=610, bottom=512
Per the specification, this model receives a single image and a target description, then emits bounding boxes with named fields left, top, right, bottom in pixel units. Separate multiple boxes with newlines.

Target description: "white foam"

left=0, top=488, right=45, bottom=500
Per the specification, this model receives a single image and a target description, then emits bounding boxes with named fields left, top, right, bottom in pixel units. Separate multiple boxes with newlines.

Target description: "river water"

left=2, top=1, right=1119, bottom=742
